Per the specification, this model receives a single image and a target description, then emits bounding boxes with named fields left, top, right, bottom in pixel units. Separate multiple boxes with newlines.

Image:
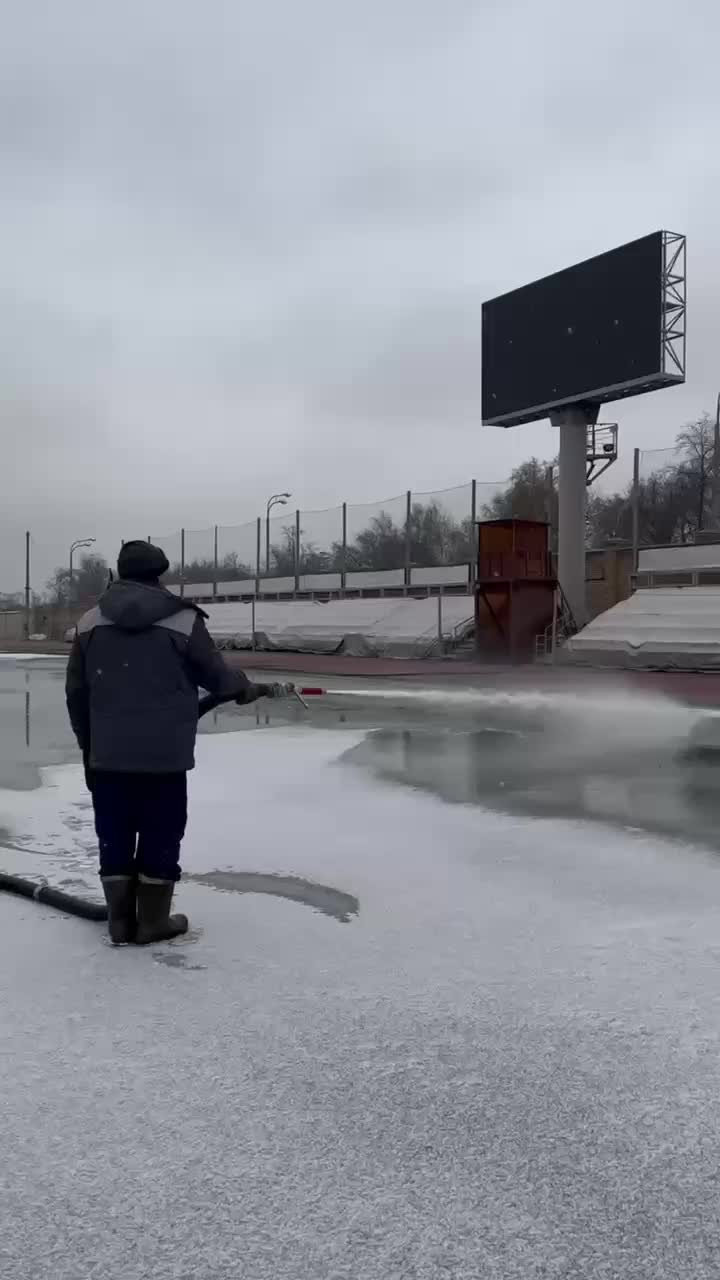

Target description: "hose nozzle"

left=264, top=681, right=308, bottom=708
left=265, top=681, right=295, bottom=698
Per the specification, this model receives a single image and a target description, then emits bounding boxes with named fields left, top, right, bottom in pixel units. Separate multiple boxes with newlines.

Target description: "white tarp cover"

left=566, top=587, right=720, bottom=670
left=638, top=544, right=720, bottom=572
left=204, top=597, right=474, bottom=657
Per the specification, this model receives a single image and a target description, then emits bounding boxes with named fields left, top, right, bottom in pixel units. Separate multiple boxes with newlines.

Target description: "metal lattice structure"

left=661, top=231, right=686, bottom=381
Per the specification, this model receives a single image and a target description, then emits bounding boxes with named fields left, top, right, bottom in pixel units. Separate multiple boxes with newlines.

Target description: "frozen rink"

left=3, top=726, right=720, bottom=1278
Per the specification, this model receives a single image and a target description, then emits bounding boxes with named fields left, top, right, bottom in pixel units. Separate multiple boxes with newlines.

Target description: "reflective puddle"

left=185, top=870, right=359, bottom=923
left=346, top=726, right=720, bottom=850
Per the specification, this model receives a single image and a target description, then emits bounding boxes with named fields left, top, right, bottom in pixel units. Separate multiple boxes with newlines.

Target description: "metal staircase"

left=534, top=584, right=579, bottom=661
left=436, top=615, right=476, bottom=659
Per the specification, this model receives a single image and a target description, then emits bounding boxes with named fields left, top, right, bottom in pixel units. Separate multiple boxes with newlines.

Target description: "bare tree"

left=675, top=412, right=715, bottom=532
left=268, top=526, right=332, bottom=577
left=165, top=552, right=253, bottom=584
left=483, top=458, right=556, bottom=524
left=47, top=553, right=110, bottom=605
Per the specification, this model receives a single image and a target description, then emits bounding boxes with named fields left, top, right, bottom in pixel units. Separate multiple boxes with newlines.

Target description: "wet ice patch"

left=185, top=870, right=359, bottom=922
left=0, top=762, right=97, bottom=892
left=0, top=730, right=369, bottom=898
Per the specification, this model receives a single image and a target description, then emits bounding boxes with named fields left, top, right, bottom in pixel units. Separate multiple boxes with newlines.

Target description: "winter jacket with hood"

left=66, top=580, right=250, bottom=773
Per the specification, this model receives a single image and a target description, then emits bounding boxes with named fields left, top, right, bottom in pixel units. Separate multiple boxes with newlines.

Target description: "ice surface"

left=3, top=730, right=720, bottom=1278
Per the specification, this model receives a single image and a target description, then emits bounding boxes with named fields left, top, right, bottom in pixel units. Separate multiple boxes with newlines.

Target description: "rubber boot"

left=135, top=875, right=188, bottom=944
left=101, top=876, right=136, bottom=945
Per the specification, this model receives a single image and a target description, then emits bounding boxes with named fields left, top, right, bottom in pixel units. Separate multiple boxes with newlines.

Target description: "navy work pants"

left=91, top=771, right=188, bottom=881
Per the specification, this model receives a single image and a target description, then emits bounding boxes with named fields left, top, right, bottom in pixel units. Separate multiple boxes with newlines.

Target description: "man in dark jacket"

left=66, top=540, right=264, bottom=946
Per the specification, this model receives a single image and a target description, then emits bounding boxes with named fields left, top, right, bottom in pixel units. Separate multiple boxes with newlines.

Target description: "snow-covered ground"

left=3, top=729, right=720, bottom=1278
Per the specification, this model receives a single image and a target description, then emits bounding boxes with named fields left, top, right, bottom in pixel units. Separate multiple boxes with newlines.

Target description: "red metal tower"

left=475, top=518, right=557, bottom=660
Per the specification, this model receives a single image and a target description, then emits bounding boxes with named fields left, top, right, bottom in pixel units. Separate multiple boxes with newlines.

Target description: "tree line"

left=38, top=412, right=718, bottom=603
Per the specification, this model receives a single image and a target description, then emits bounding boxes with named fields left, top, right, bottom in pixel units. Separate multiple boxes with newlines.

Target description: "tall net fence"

left=9, top=475, right=530, bottom=604
left=638, top=442, right=719, bottom=545
left=155, top=525, right=260, bottom=584
left=17, top=439, right=720, bottom=607
left=263, top=511, right=294, bottom=578
left=411, top=484, right=474, bottom=566
left=345, top=493, right=408, bottom=572
left=476, top=478, right=518, bottom=520
left=183, top=528, right=215, bottom=583
left=295, top=506, right=343, bottom=574
left=638, top=445, right=687, bottom=483
left=216, top=522, right=257, bottom=581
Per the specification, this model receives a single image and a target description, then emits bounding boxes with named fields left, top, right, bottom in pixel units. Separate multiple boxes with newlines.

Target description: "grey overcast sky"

left=2, top=0, right=719, bottom=588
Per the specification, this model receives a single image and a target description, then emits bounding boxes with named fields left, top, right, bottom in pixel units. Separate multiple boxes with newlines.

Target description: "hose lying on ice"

left=0, top=871, right=107, bottom=921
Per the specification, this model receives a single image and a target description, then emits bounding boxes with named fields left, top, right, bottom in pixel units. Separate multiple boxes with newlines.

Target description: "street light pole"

left=69, top=538, right=96, bottom=606
left=265, top=493, right=291, bottom=575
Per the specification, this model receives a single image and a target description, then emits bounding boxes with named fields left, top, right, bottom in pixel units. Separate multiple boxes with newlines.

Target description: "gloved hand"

left=234, top=683, right=266, bottom=706
left=260, top=682, right=295, bottom=699
left=234, top=681, right=293, bottom=705
left=198, top=681, right=296, bottom=719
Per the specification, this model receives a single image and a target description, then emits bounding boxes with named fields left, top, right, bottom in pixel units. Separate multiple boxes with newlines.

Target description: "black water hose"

left=0, top=871, right=107, bottom=921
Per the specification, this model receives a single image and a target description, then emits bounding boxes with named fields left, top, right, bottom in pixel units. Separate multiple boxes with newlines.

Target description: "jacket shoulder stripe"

left=76, top=606, right=113, bottom=636
left=154, top=610, right=196, bottom=638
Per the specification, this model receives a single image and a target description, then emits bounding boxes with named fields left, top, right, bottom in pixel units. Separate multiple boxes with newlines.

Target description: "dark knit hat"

left=117, top=541, right=170, bottom=582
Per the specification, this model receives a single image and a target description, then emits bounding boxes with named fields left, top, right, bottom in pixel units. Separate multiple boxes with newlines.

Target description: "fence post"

left=251, top=596, right=256, bottom=651
left=213, top=526, right=218, bottom=601
left=632, top=447, right=640, bottom=575
left=24, top=531, right=31, bottom=639
left=341, top=502, right=347, bottom=595
left=294, top=509, right=301, bottom=596
left=255, top=517, right=261, bottom=598
left=404, top=490, right=412, bottom=590
left=469, top=480, right=477, bottom=590
left=437, top=592, right=443, bottom=645
left=180, top=529, right=185, bottom=598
